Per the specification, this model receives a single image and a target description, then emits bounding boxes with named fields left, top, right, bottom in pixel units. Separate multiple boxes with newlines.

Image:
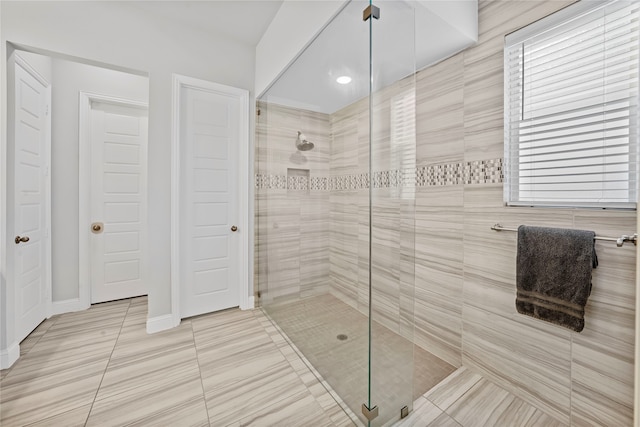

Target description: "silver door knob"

left=14, top=235, right=29, bottom=244
left=91, top=222, right=104, bottom=234
left=231, top=225, right=238, bottom=232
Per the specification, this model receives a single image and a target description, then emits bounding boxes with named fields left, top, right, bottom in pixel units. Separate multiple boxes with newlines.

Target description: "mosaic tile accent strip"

left=310, top=177, right=329, bottom=191
left=417, top=163, right=465, bottom=186
left=254, top=158, right=503, bottom=191
left=463, top=158, right=504, bottom=184
left=372, top=170, right=397, bottom=189
left=401, top=168, right=417, bottom=189
left=356, top=173, right=369, bottom=190
left=255, top=174, right=287, bottom=190
left=329, top=173, right=369, bottom=191
left=287, top=176, right=309, bottom=191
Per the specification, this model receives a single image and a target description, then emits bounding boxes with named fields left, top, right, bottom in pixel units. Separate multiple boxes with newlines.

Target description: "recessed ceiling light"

left=336, top=76, right=352, bottom=85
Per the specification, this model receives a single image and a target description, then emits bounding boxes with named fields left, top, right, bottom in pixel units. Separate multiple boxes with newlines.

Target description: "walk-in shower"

left=256, top=1, right=466, bottom=425
left=257, top=1, right=639, bottom=425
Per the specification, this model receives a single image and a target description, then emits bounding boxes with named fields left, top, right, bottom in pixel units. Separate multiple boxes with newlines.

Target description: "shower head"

left=296, top=131, right=315, bottom=151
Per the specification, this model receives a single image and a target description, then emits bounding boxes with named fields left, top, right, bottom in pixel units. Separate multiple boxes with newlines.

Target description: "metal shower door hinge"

left=362, top=403, right=379, bottom=421
left=363, top=4, right=380, bottom=21
left=401, top=405, right=409, bottom=419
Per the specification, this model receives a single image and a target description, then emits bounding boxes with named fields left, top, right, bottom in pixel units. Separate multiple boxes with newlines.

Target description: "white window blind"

left=390, top=89, right=416, bottom=199
left=504, top=0, right=639, bottom=208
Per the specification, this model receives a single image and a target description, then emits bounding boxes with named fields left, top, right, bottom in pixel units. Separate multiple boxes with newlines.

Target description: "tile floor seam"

left=428, top=414, right=464, bottom=427
left=21, top=406, right=88, bottom=427
left=257, top=307, right=362, bottom=426
left=22, top=316, right=59, bottom=357
left=433, top=383, right=477, bottom=422
left=425, top=370, right=481, bottom=414
left=230, top=388, right=325, bottom=427
left=118, top=395, right=206, bottom=427
left=258, top=311, right=342, bottom=426
left=1, top=316, right=60, bottom=380
left=83, top=300, right=131, bottom=426
left=441, top=384, right=480, bottom=427
left=519, top=407, right=540, bottom=427
left=189, top=319, right=213, bottom=427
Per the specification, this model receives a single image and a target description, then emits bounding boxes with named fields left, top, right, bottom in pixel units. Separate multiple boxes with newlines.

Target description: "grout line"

left=257, top=307, right=363, bottom=427
left=0, top=316, right=62, bottom=380
left=83, top=299, right=132, bottom=427
left=190, top=319, right=212, bottom=427
left=23, top=316, right=61, bottom=356
left=431, top=373, right=482, bottom=417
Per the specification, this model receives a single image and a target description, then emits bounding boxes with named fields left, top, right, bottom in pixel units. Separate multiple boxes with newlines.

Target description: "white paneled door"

left=13, top=59, right=51, bottom=344
left=179, top=85, right=240, bottom=318
left=90, top=101, right=148, bottom=303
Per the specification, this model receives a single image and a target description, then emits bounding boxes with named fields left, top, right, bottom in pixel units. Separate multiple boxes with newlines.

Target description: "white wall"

left=255, top=0, right=345, bottom=97
left=50, top=58, right=149, bottom=302
left=1, top=1, right=256, bottom=355
left=418, top=0, right=478, bottom=40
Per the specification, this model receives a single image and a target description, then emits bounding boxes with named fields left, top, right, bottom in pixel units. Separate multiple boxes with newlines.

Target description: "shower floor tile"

left=264, top=293, right=457, bottom=425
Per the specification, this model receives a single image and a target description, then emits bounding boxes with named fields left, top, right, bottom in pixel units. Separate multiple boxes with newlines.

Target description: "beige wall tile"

left=255, top=2, right=636, bottom=425
left=461, top=310, right=572, bottom=424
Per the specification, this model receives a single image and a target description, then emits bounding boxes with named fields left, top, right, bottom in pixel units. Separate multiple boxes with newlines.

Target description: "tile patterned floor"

left=0, top=297, right=567, bottom=427
left=264, top=294, right=457, bottom=425
left=0, top=297, right=353, bottom=427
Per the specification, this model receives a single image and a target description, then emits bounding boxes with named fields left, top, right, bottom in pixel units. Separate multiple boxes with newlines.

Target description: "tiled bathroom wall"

left=410, top=0, right=633, bottom=424
left=256, top=0, right=636, bottom=425
left=255, top=102, right=331, bottom=303
left=329, top=78, right=418, bottom=340
left=458, top=1, right=634, bottom=425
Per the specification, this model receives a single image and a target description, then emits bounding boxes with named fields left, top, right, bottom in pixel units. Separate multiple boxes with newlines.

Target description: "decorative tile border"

left=255, top=174, right=287, bottom=190
left=310, top=177, right=329, bottom=191
left=255, top=158, right=504, bottom=191
left=417, top=163, right=464, bottom=186
left=287, top=176, right=309, bottom=191
left=465, top=158, right=503, bottom=184
left=329, top=173, right=368, bottom=191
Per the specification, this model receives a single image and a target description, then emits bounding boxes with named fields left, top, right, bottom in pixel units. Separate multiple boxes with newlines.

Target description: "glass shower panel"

left=257, top=1, right=373, bottom=424
left=368, top=1, right=417, bottom=426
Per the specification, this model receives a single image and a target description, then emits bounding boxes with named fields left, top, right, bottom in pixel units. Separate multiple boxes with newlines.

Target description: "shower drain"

left=336, top=334, right=348, bottom=341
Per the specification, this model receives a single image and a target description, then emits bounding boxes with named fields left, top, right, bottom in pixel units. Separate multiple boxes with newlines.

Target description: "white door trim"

left=168, top=74, right=251, bottom=331
left=78, top=92, right=149, bottom=310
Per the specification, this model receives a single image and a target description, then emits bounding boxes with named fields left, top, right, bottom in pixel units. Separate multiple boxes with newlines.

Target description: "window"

left=390, top=89, right=416, bottom=200
left=504, top=0, right=639, bottom=208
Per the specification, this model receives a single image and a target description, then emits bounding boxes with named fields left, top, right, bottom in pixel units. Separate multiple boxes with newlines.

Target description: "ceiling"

left=115, top=0, right=476, bottom=114
left=261, top=0, right=477, bottom=114
left=123, top=1, right=284, bottom=47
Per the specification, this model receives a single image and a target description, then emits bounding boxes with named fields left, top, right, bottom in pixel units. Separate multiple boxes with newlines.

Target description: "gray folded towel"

left=516, top=225, right=598, bottom=332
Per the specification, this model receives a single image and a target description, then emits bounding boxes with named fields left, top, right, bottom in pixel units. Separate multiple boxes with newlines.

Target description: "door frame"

left=78, top=92, right=149, bottom=309
left=169, top=74, right=252, bottom=330
left=1, top=53, right=53, bottom=369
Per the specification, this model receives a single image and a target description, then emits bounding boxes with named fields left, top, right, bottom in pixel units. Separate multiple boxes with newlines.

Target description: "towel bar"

left=491, top=223, right=638, bottom=247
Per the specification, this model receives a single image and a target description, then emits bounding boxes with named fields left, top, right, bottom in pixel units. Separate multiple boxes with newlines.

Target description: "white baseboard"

left=51, top=298, right=88, bottom=316
left=0, top=341, right=19, bottom=369
left=240, top=296, right=255, bottom=310
left=146, top=314, right=178, bottom=334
